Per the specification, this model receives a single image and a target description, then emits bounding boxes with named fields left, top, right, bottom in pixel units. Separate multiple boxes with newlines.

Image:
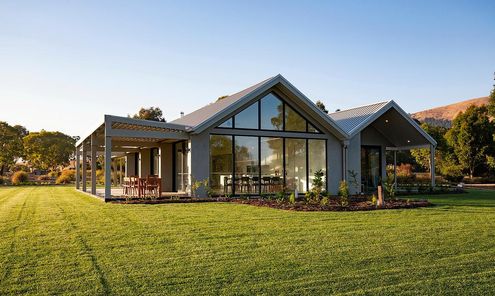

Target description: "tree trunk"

left=0, top=164, right=4, bottom=176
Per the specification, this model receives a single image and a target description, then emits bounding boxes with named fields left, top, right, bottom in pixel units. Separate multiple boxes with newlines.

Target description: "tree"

left=445, top=105, right=494, bottom=178
left=23, top=131, right=76, bottom=170
left=411, top=123, right=450, bottom=172
left=316, top=100, right=328, bottom=113
left=0, top=122, right=26, bottom=175
left=131, top=107, right=166, bottom=122
left=488, top=75, right=495, bottom=117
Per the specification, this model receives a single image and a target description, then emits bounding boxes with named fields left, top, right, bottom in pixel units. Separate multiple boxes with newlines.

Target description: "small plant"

left=371, top=194, right=377, bottom=206
left=11, top=171, right=29, bottom=185
left=338, top=180, right=349, bottom=207
left=275, top=190, right=286, bottom=203
left=305, top=191, right=316, bottom=203
left=383, top=175, right=395, bottom=198
left=320, top=196, right=329, bottom=206
left=289, top=192, right=296, bottom=204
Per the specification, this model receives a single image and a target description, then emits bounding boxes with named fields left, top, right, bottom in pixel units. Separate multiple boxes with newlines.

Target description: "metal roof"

left=170, top=77, right=274, bottom=127
left=328, top=101, right=390, bottom=135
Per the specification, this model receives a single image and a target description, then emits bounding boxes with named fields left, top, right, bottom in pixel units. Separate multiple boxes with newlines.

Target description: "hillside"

left=412, top=96, right=490, bottom=126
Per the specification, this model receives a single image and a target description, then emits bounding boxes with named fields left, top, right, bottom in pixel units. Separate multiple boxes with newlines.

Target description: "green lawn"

left=1, top=187, right=495, bottom=295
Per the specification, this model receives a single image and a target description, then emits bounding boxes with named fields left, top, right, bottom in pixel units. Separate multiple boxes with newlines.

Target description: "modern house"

left=75, top=74, right=437, bottom=200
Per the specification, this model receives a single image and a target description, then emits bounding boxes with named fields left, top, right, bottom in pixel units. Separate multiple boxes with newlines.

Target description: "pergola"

left=75, top=115, right=190, bottom=201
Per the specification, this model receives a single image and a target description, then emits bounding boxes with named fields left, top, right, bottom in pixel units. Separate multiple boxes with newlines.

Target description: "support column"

left=104, top=121, right=112, bottom=201
left=393, top=150, right=397, bottom=189
left=91, top=134, right=97, bottom=195
left=75, top=147, right=80, bottom=189
left=82, top=145, right=87, bottom=192
left=430, top=145, right=436, bottom=188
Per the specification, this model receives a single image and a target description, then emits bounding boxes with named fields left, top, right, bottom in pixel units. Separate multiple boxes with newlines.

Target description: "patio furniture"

left=223, top=176, right=233, bottom=194
left=123, top=177, right=131, bottom=196
left=240, top=176, right=251, bottom=193
left=145, top=175, right=161, bottom=198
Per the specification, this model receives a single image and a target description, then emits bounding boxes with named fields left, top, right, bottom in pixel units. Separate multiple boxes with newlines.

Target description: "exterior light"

left=407, top=140, right=411, bottom=143
left=385, top=119, right=389, bottom=123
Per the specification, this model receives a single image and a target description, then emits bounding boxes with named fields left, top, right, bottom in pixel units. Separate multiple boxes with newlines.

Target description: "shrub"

left=338, top=180, right=349, bottom=207
left=320, top=196, right=329, bottom=206
left=37, top=175, right=52, bottom=181
left=289, top=192, right=296, bottom=204
left=12, top=171, right=29, bottom=185
left=48, top=171, right=60, bottom=178
left=56, top=170, right=75, bottom=184
left=0, top=176, right=8, bottom=185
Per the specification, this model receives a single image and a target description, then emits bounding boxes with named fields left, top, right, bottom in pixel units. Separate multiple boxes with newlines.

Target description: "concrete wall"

left=139, top=149, right=151, bottom=177
left=160, top=143, right=173, bottom=191
left=189, top=132, right=210, bottom=196
left=346, top=133, right=361, bottom=194
left=125, top=153, right=136, bottom=176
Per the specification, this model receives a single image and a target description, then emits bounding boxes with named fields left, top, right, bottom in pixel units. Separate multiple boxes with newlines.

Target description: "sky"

left=0, top=0, right=494, bottom=137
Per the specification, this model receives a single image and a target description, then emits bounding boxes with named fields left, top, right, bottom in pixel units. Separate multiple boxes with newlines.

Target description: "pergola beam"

left=107, top=129, right=189, bottom=140
left=91, top=134, right=97, bottom=195
left=104, top=118, right=112, bottom=201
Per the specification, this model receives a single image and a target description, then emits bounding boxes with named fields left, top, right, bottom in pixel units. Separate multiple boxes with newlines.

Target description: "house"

left=75, top=74, right=436, bottom=200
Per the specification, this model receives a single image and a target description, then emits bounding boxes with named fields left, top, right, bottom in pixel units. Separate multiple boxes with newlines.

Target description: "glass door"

left=175, top=142, right=189, bottom=192
left=361, top=146, right=381, bottom=193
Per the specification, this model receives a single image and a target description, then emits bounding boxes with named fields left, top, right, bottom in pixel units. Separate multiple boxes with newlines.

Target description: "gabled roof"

left=171, top=74, right=348, bottom=139
left=328, top=100, right=437, bottom=146
left=328, top=101, right=389, bottom=135
left=170, top=77, right=273, bottom=128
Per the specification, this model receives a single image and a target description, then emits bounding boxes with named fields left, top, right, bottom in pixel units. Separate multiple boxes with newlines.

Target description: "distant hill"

left=412, top=96, right=490, bottom=127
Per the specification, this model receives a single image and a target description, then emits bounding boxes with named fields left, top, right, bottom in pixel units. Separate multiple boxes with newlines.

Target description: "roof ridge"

left=329, top=100, right=391, bottom=115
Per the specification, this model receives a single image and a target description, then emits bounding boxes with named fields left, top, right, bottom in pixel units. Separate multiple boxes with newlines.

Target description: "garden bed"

left=229, top=197, right=431, bottom=211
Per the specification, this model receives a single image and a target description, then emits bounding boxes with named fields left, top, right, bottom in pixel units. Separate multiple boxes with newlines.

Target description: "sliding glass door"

left=361, top=146, right=381, bottom=193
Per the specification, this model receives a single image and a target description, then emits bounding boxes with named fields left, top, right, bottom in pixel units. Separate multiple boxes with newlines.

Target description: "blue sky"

left=0, top=0, right=494, bottom=137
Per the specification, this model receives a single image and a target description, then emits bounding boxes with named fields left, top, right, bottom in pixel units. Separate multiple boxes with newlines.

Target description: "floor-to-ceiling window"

left=210, top=135, right=233, bottom=195
left=151, top=148, right=159, bottom=176
left=285, top=138, right=307, bottom=192
left=234, top=136, right=259, bottom=195
left=361, top=146, right=381, bottom=193
left=260, top=137, right=283, bottom=193
left=209, top=91, right=327, bottom=196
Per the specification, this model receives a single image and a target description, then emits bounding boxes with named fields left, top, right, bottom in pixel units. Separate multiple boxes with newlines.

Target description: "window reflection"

left=285, top=138, right=307, bottom=192
left=234, top=103, right=258, bottom=129
left=210, top=135, right=233, bottom=195
left=285, top=105, right=307, bottom=132
left=260, top=93, right=283, bottom=130
left=234, top=136, right=259, bottom=194
left=261, top=137, right=283, bottom=193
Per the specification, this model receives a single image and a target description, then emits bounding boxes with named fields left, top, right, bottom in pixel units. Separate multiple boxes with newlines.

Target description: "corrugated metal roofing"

left=170, top=77, right=273, bottom=127
left=328, top=101, right=390, bottom=135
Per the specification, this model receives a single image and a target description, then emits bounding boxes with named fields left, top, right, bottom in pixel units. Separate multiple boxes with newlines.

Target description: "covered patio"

left=75, top=115, right=191, bottom=201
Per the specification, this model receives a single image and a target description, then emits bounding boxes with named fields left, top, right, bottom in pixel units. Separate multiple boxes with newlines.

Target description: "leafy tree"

left=445, top=105, right=494, bottom=178
left=488, top=82, right=495, bottom=117
left=0, top=122, right=26, bottom=175
left=410, top=123, right=450, bottom=172
left=131, top=107, right=166, bottom=122
left=23, top=130, right=76, bottom=170
left=316, top=100, right=328, bottom=113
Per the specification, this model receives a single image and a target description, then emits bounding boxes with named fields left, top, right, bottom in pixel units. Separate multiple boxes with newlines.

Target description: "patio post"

left=75, top=146, right=80, bottom=189
left=104, top=118, right=112, bottom=201
left=430, top=145, right=436, bottom=188
left=91, top=134, right=97, bottom=195
left=82, top=144, right=87, bottom=192
left=393, top=150, right=397, bottom=189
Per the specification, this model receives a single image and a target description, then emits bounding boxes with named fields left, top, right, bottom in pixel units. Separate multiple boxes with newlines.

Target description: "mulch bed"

left=229, top=198, right=431, bottom=211
left=110, top=197, right=220, bottom=204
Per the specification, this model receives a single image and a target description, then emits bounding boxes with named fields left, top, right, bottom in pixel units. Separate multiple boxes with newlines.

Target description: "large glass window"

left=260, top=137, right=283, bottom=193
left=234, top=103, right=258, bottom=129
left=285, top=138, right=307, bottom=192
left=260, top=93, right=283, bottom=130
left=285, top=105, right=307, bottom=132
left=234, top=136, right=259, bottom=194
left=218, top=118, right=232, bottom=128
left=210, top=135, right=233, bottom=195
left=308, top=139, right=326, bottom=190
